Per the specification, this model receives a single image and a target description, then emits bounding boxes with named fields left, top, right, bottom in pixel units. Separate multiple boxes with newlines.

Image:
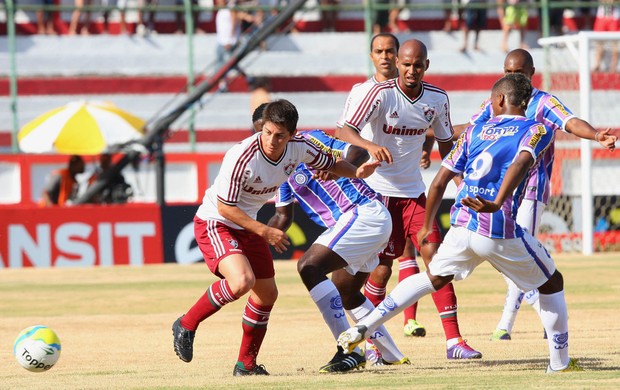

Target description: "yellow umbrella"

left=18, top=101, right=146, bottom=155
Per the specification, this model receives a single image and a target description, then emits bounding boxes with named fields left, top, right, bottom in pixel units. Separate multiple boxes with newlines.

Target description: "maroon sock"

left=431, top=282, right=461, bottom=340
left=363, top=278, right=386, bottom=307
left=181, top=279, right=237, bottom=331
left=399, top=257, right=420, bottom=325
left=237, top=296, right=273, bottom=369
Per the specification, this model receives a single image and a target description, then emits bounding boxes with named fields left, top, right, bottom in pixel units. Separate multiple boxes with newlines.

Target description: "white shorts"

left=516, top=199, right=545, bottom=235
left=314, top=199, right=392, bottom=276
left=428, top=226, right=556, bottom=292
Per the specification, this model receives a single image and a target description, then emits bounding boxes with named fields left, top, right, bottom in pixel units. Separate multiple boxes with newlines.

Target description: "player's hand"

left=419, top=150, right=431, bottom=169
left=460, top=195, right=501, bottom=213
left=355, top=161, right=381, bottom=179
left=367, top=144, right=393, bottom=164
left=597, top=128, right=617, bottom=152
left=417, top=227, right=431, bottom=247
left=263, top=227, right=290, bottom=254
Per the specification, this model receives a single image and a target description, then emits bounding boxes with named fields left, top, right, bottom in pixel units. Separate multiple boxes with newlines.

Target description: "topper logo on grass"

left=0, top=221, right=157, bottom=268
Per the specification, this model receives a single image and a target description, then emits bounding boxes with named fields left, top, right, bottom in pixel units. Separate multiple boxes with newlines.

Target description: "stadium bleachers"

left=0, top=29, right=546, bottom=152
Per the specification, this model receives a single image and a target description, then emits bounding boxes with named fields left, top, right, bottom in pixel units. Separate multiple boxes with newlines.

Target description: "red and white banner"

left=0, top=205, right=163, bottom=268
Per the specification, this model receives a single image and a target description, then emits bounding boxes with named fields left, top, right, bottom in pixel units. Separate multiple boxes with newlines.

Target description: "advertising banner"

left=0, top=205, right=163, bottom=268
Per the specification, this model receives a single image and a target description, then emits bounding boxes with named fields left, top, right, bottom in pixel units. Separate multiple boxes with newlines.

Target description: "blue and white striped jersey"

left=275, top=130, right=381, bottom=228
left=443, top=115, right=554, bottom=238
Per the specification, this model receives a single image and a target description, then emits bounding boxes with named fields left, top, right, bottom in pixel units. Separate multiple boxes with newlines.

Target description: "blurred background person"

left=68, top=0, right=92, bottom=35
left=87, top=153, right=133, bottom=204
left=40, top=155, right=85, bottom=207
left=36, top=0, right=56, bottom=34
left=460, top=0, right=487, bottom=52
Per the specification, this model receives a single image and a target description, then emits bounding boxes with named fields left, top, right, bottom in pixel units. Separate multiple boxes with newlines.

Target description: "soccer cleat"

left=318, top=346, right=366, bottom=373
left=403, top=319, right=427, bottom=337
left=233, top=362, right=270, bottom=376
left=546, top=358, right=583, bottom=374
left=490, top=329, right=512, bottom=341
left=172, top=315, right=195, bottom=363
left=337, top=325, right=367, bottom=354
left=374, top=356, right=412, bottom=366
left=363, top=340, right=382, bottom=365
left=446, top=340, right=483, bottom=360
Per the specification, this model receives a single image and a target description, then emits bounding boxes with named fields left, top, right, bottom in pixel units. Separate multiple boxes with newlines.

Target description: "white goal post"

left=538, top=32, right=620, bottom=255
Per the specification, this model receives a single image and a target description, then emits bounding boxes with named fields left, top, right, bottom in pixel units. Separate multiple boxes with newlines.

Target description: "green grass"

left=1, top=253, right=619, bottom=389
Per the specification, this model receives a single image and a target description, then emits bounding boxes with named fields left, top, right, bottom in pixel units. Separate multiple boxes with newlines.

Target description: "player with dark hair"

left=458, top=49, right=617, bottom=341
left=337, top=38, right=482, bottom=359
left=338, top=73, right=580, bottom=373
left=172, top=99, right=381, bottom=376
left=269, top=129, right=409, bottom=372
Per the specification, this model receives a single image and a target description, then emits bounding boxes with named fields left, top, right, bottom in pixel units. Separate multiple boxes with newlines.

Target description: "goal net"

left=538, top=32, right=620, bottom=255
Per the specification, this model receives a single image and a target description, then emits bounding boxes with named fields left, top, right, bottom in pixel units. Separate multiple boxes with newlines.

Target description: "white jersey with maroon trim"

left=344, top=79, right=454, bottom=198
left=196, top=132, right=335, bottom=229
left=336, top=75, right=380, bottom=129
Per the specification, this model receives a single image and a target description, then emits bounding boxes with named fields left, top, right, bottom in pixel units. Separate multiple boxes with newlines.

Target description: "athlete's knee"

left=341, top=290, right=366, bottom=310
left=538, top=270, right=564, bottom=295
left=227, top=272, right=256, bottom=296
left=428, top=271, right=452, bottom=291
left=370, top=263, right=393, bottom=284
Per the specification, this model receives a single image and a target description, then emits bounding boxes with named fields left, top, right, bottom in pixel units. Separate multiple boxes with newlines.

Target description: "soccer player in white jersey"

left=269, top=129, right=409, bottom=372
left=337, top=38, right=482, bottom=359
left=172, top=99, right=381, bottom=377
left=338, top=33, right=434, bottom=343
left=458, top=49, right=617, bottom=341
left=338, top=73, right=580, bottom=373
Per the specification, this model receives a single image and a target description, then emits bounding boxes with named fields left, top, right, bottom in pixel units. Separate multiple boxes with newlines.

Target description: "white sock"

left=347, top=298, right=404, bottom=362
left=496, top=275, right=525, bottom=333
left=359, top=272, right=436, bottom=335
left=538, top=290, right=569, bottom=370
left=524, top=288, right=540, bottom=314
left=309, top=279, right=350, bottom=341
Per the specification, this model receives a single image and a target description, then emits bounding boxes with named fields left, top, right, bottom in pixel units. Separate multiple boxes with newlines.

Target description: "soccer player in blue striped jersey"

left=464, top=49, right=617, bottom=341
left=269, top=129, right=409, bottom=372
left=338, top=73, right=576, bottom=373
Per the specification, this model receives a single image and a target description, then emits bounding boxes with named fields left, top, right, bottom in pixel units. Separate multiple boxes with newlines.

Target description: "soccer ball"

left=13, top=325, right=61, bottom=372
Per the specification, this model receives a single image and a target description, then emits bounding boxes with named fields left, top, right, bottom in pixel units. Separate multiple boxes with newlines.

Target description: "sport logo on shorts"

left=228, top=239, right=239, bottom=249
left=294, top=172, right=308, bottom=185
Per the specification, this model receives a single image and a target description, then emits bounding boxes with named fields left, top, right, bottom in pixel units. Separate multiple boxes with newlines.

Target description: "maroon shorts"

left=193, top=216, right=275, bottom=279
left=380, top=194, right=442, bottom=260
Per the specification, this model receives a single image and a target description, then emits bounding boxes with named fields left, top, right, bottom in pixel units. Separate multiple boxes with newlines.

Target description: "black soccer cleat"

left=319, top=346, right=366, bottom=373
left=172, top=315, right=195, bottom=363
left=233, top=363, right=270, bottom=376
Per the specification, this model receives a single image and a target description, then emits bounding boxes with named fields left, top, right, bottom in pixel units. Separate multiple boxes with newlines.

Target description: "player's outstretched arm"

left=566, top=118, right=617, bottom=151
left=336, top=124, right=393, bottom=163
left=328, top=159, right=381, bottom=179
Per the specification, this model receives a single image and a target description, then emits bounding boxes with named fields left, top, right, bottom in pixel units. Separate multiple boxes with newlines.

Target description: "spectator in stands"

left=387, top=0, right=410, bottom=33
left=549, top=0, right=564, bottom=36
left=215, top=0, right=254, bottom=91
left=102, top=0, right=127, bottom=34
left=40, top=155, right=85, bottom=207
left=443, top=0, right=462, bottom=32
left=136, top=0, right=158, bottom=36
left=87, top=153, right=133, bottom=204
left=320, top=0, right=338, bottom=32
left=36, top=0, right=56, bottom=34
left=593, top=0, right=620, bottom=72
left=497, top=0, right=529, bottom=53
left=68, top=0, right=92, bottom=35
left=460, top=0, right=487, bottom=52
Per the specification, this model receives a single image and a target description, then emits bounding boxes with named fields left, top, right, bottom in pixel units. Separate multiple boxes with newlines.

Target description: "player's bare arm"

left=452, top=123, right=470, bottom=141
left=218, top=201, right=290, bottom=253
left=565, top=118, right=617, bottom=152
left=267, top=203, right=294, bottom=232
left=336, top=124, right=393, bottom=163
left=328, top=159, right=382, bottom=179
left=417, top=166, right=457, bottom=246
left=461, top=151, right=535, bottom=213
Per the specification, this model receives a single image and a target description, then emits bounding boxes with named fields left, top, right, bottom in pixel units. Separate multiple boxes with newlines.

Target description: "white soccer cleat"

left=337, top=325, right=367, bottom=354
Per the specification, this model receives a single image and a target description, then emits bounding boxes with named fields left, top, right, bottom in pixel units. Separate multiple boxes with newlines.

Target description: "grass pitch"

left=1, top=253, right=619, bottom=389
